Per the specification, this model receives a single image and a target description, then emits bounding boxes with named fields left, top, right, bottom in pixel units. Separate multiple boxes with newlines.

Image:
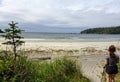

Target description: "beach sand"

left=1, top=41, right=119, bottom=50
left=0, top=41, right=120, bottom=82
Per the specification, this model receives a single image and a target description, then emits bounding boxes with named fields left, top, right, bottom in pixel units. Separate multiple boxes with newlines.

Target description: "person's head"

left=108, top=45, right=116, bottom=54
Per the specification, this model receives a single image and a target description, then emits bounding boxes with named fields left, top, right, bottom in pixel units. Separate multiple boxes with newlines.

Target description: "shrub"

left=38, top=58, right=90, bottom=82
left=0, top=54, right=90, bottom=82
left=116, top=61, right=120, bottom=82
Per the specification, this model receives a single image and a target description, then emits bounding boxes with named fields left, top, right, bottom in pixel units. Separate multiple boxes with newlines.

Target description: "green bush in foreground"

left=0, top=55, right=39, bottom=82
left=38, top=58, right=90, bottom=82
left=116, top=61, right=120, bottom=82
left=0, top=55, right=90, bottom=82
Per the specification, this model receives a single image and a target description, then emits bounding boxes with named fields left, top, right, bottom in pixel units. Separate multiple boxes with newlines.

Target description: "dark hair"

left=108, top=45, right=116, bottom=52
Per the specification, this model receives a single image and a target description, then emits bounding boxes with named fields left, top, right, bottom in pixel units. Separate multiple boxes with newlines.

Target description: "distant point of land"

left=80, top=26, right=120, bottom=34
left=0, top=29, right=4, bottom=33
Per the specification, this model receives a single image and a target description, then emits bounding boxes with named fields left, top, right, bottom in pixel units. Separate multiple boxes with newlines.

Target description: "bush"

left=116, top=61, right=120, bottom=82
left=0, top=55, right=39, bottom=82
left=38, top=58, right=90, bottom=82
left=0, top=54, right=90, bottom=82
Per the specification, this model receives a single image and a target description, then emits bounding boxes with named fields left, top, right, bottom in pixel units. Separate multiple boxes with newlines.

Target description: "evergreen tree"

left=1, top=21, right=25, bottom=60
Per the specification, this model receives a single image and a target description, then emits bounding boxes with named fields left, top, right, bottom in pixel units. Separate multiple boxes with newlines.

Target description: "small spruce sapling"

left=1, top=21, right=25, bottom=60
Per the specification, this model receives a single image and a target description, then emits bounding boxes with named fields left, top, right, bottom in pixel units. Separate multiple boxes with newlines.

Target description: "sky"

left=0, top=0, right=120, bottom=33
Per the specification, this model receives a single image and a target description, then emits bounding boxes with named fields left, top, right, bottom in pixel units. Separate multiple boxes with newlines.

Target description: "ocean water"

left=21, top=32, right=120, bottom=42
left=0, top=32, right=120, bottom=42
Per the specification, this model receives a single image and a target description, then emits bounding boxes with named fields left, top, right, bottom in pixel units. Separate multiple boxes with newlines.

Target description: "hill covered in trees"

left=80, top=26, right=120, bottom=34
left=0, top=29, right=4, bottom=33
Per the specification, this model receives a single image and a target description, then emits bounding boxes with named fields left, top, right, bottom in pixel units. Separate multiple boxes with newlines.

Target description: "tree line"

left=0, top=29, right=4, bottom=33
left=80, top=26, right=120, bottom=34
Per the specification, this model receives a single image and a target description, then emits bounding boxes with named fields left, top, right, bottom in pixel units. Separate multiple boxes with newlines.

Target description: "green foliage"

left=0, top=55, right=39, bottom=82
left=1, top=21, right=25, bottom=60
left=39, top=59, right=74, bottom=82
left=1, top=21, right=24, bottom=45
left=38, top=58, right=90, bottom=82
left=116, top=61, right=120, bottom=82
left=80, top=26, right=120, bottom=34
left=0, top=52, right=90, bottom=82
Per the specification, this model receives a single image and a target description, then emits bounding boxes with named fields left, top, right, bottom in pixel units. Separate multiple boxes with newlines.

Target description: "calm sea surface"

left=0, top=32, right=120, bottom=42
left=21, top=32, right=120, bottom=42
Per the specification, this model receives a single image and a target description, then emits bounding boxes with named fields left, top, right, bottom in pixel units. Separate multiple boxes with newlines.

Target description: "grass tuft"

left=116, top=61, right=120, bottom=82
left=0, top=51, right=90, bottom=82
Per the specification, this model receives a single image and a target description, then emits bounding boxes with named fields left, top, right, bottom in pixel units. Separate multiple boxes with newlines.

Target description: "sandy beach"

left=0, top=41, right=120, bottom=82
left=1, top=41, right=119, bottom=50
left=21, top=41, right=120, bottom=50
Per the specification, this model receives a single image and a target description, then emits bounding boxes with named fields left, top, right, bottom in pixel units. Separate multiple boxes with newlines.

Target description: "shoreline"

left=0, top=41, right=119, bottom=50
left=0, top=41, right=120, bottom=57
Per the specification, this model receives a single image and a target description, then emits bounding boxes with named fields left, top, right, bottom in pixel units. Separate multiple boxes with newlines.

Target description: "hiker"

left=103, top=45, right=119, bottom=82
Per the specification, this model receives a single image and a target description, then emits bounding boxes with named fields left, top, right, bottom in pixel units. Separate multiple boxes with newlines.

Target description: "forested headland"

left=80, top=26, right=120, bottom=34
left=0, top=29, right=4, bottom=33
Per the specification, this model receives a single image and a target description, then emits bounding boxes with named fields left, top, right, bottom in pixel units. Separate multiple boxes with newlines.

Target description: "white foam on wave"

left=22, top=38, right=46, bottom=41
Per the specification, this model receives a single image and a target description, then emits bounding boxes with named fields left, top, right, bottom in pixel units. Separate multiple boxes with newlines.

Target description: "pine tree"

left=1, top=21, right=25, bottom=60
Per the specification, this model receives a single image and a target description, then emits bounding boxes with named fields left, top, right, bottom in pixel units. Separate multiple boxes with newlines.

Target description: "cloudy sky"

left=0, top=0, right=120, bottom=33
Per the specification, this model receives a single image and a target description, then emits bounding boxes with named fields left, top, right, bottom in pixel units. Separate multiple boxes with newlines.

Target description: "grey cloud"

left=0, top=0, right=120, bottom=32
